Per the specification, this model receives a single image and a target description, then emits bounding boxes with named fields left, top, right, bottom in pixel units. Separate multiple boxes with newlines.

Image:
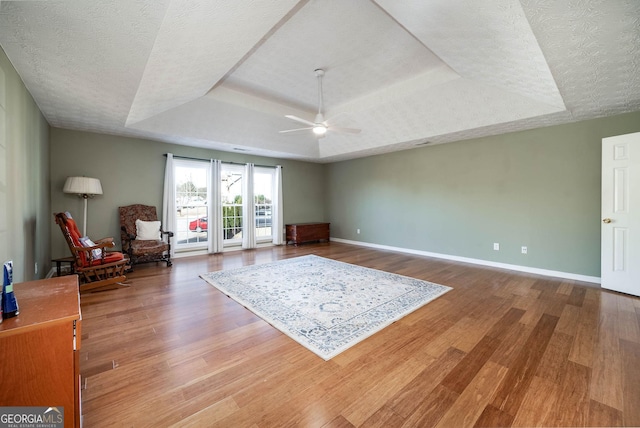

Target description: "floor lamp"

left=63, top=176, right=103, bottom=236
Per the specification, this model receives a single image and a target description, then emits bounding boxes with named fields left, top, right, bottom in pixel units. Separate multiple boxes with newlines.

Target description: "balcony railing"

left=222, top=203, right=272, bottom=240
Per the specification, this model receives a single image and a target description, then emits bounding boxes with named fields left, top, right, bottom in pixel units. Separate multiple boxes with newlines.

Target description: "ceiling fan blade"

left=330, top=127, right=361, bottom=134
left=279, top=127, right=313, bottom=134
left=285, top=115, right=315, bottom=127
left=282, top=70, right=360, bottom=138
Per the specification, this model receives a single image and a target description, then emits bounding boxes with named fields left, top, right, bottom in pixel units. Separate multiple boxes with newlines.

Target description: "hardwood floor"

left=79, top=242, right=640, bottom=427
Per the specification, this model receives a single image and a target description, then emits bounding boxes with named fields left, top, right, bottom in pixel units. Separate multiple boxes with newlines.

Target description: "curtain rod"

left=164, top=154, right=281, bottom=169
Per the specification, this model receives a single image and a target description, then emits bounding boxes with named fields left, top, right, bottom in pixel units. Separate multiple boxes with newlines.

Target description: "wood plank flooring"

left=78, top=242, right=640, bottom=427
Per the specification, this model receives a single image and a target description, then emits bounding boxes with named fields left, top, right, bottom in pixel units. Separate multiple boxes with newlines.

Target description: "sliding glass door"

left=221, top=164, right=276, bottom=246
left=221, top=164, right=244, bottom=245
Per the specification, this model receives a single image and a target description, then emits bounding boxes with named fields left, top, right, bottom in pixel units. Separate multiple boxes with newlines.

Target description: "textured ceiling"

left=0, top=0, right=639, bottom=162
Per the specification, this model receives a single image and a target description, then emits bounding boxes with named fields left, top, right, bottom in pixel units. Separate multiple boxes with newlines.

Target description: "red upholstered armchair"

left=54, top=212, right=129, bottom=292
left=119, top=204, right=173, bottom=268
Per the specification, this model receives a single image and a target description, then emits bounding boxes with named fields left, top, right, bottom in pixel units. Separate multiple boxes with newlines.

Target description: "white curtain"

left=162, top=153, right=177, bottom=257
left=207, top=159, right=223, bottom=254
left=272, top=165, right=284, bottom=245
left=242, top=163, right=256, bottom=249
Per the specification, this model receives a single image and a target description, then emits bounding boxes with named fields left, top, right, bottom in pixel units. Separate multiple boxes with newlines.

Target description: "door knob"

left=603, top=218, right=612, bottom=224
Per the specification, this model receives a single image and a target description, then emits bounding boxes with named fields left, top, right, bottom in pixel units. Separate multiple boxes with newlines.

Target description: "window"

left=254, top=167, right=275, bottom=243
left=166, top=157, right=280, bottom=253
left=174, top=160, right=208, bottom=250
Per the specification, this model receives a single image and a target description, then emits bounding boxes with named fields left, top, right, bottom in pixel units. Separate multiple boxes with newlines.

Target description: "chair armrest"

left=94, top=237, right=115, bottom=246
left=74, top=244, right=115, bottom=260
left=73, top=242, right=115, bottom=252
left=121, top=226, right=136, bottom=241
left=161, top=230, right=174, bottom=238
left=71, top=241, right=116, bottom=266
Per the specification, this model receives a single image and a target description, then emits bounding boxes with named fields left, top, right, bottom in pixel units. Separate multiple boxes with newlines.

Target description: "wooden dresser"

left=0, top=275, right=81, bottom=428
left=286, top=222, right=330, bottom=246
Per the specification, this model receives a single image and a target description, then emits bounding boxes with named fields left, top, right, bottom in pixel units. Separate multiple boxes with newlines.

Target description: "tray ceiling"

left=1, top=0, right=639, bottom=162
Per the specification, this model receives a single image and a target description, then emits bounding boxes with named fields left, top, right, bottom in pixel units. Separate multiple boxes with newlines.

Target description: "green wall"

left=7, top=27, right=640, bottom=280
left=50, top=128, right=327, bottom=259
left=0, top=46, right=50, bottom=282
left=326, top=111, right=640, bottom=278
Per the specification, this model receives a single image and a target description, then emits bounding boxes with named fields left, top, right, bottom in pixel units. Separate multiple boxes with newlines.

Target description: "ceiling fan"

left=280, top=69, right=361, bottom=138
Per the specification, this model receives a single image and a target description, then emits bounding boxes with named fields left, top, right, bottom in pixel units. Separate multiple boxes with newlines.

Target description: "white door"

left=601, top=132, right=640, bottom=296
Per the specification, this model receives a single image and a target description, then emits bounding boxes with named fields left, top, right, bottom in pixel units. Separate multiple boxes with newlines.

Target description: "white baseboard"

left=46, top=266, right=72, bottom=278
left=330, top=237, right=601, bottom=285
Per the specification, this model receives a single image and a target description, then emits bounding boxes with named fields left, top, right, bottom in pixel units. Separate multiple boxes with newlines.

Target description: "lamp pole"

left=82, top=194, right=89, bottom=236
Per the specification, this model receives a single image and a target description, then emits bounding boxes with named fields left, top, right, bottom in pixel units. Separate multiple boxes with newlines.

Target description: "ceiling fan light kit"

left=312, top=125, right=327, bottom=135
left=280, top=69, right=361, bottom=138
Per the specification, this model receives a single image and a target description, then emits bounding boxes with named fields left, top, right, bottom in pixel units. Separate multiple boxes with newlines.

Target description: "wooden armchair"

left=54, top=212, right=129, bottom=293
left=119, top=204, right=173, bottom=268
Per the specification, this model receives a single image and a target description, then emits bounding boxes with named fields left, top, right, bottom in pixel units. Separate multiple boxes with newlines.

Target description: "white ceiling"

left=1, top=0, right=639, bottom=163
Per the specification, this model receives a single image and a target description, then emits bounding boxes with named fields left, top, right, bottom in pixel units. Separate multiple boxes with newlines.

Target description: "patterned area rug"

left=200, top=255, right=452, bottom=360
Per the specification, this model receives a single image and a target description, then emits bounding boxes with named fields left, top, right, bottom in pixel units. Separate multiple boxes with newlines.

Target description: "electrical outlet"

left=357, top=229, right=360, bottom=234
left=521, top=246, right=528, bottom=254
left=493, top=243, right=499, bottom=251
left=35, top=262, right=38, bottom=275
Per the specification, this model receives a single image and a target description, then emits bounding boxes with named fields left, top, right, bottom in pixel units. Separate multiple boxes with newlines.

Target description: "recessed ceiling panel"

left=376, top=0, right=566, bottom=109
left=0, top=0, right=169, bottom=128
left=318, top=78, right=565, bottom=159
left=125, top=0, right=301, bottom=126
left=223, top=0, right=450, bottom=113
left=131, top=93, right=321, bottom=159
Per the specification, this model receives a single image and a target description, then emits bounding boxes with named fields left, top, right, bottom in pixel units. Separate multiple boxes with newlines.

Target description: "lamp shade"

left=63, top=176, right=103, bottom=196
